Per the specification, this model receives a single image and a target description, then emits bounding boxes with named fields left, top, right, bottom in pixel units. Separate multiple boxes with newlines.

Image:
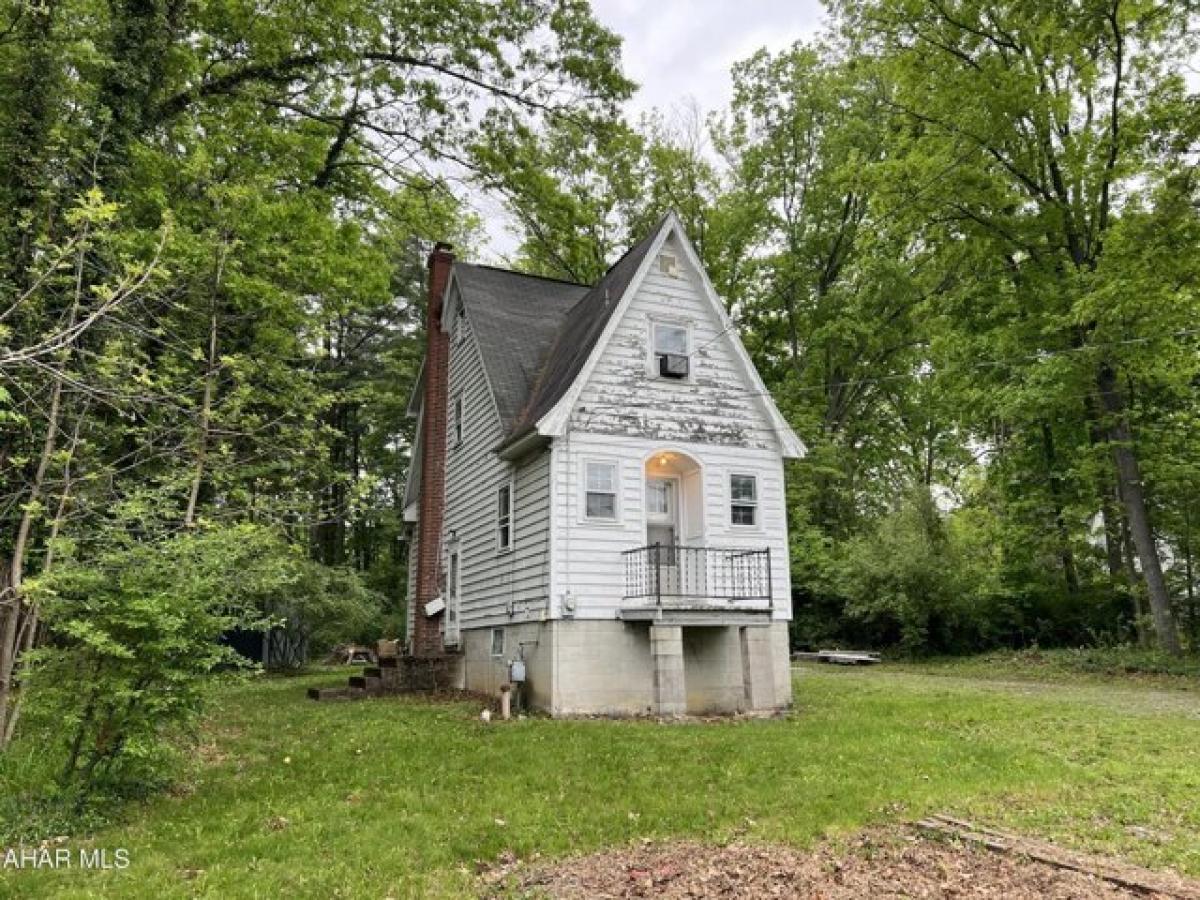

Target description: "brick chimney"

left=411, top=242, right=454, bottom=658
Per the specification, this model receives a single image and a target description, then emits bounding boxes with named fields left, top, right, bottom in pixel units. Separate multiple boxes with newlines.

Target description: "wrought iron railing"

left=622, top=544, right=772, bottom=606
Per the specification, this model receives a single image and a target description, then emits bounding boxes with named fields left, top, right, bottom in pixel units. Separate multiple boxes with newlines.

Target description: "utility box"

left=508, top=659, right=526, bottom=683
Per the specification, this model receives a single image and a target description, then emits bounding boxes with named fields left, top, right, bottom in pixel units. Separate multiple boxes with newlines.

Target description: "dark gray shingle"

left=456, top=214, right=668, bottom=446
left=454, top=265, right=588, bottom=433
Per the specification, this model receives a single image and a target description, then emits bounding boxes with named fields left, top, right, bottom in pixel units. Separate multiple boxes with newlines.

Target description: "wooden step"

left=348, top=674, right=382, bottom=692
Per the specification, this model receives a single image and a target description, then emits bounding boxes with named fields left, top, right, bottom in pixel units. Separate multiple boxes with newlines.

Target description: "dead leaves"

left=479, top=828, right=1191, bottom=898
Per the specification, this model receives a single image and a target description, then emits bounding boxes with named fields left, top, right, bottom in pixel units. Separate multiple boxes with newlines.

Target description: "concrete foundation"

left=458, top=619, right=791, bottom=717
left=650, top=625, right=686, bottom=716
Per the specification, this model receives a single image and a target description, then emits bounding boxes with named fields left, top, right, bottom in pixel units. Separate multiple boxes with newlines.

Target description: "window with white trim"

left=584, top=460, right=618, bottom=521
left=497, top=483, right=513, bottom=552
left=490, top=627, right=505, bottom=657
left=452, top=394, right=463, bottom=447
left=652, top=321, right=690, bottom=379
left=730, top=474, right=758, bottom=526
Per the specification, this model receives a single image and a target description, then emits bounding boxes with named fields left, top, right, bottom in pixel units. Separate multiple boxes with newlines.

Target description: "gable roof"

left=526, top=212, right=806, bottom=458
left=453, top=264, right=588, bottom=433
left=442, top=211, right=804, bottom=459
left=505, top=214, right=668, bottom=441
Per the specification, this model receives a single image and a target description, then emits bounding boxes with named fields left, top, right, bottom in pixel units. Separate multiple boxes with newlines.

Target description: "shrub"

left=20, top=524, right=295, bottom=805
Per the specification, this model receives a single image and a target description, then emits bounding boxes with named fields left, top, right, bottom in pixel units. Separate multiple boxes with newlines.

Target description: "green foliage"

left=20, top=525, right=301, bottom=805
left=914, top=646, right=1200, bottom=685
left=6, top=667, right=1200, bottom=891
left=263, top=559, right=384, bottom=668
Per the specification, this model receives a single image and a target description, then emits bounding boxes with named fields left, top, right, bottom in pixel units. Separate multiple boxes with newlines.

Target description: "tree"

left=0, top=0, right=635, bottom=750
left=836, top=0, right=1199, bottom=653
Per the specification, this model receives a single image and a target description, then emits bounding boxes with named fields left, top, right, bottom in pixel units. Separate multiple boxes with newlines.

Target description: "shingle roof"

left=454, top=264, right=588, bottom=433
left=507, top=216, right=666, bottom=441
left=455, top=214, right=668, bottom=446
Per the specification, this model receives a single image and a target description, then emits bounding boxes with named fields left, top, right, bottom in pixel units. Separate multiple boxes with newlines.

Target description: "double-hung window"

left=730, top=474, right=758, bottom=526
left=497, top=483, right=513, bottom=551
left=584, top=460, right=618, bottom=521
left=652, top=321, right=690, bottom=378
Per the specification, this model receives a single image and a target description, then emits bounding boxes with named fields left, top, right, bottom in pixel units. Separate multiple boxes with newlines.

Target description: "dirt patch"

left=482, top=830, right=1195, bottom=898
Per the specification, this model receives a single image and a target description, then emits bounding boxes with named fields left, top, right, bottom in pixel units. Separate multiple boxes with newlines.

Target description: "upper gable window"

left=497, top=482, right=513, bottom=552
left=452, top=305, right=466, bottom=345
left=652, top=322, right=690, bottom=379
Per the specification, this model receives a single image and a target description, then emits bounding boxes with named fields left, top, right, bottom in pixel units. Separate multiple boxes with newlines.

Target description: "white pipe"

left=500, top=684, right=512, bottom=720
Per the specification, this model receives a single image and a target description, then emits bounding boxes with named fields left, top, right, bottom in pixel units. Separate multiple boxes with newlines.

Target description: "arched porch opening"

left=642, top=448, right=704, bottom=552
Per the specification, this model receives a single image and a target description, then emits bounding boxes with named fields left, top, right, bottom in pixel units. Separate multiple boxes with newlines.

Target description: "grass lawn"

left=3, top=663, right=1199, bottom=898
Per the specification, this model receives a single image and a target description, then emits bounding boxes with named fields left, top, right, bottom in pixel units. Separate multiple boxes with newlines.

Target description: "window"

left=584, top=460, right=618, bottom=520
left=490, top=627, right=505, bottom=658
left=730, top=474, right=758, bottom=526
left=647, top=479, right=670, bottom=515
left=452, top=307, right=466, bottom=345
left=497, top=483, right=513, bottom=552
left=452, top=394, right=463, bottom=447
left=652, top=321, right=690, bottom=378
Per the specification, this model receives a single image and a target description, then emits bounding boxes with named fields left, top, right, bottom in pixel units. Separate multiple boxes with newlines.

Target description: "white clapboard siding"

left=443, top=296, right=552, bottom=628
left=552, top=432, right=791, bottom=621
left=404, top=532, right=417, bottom=644
left=569, top=233, right=780, bottom=452
left=549, top=233, right=792, bottom=621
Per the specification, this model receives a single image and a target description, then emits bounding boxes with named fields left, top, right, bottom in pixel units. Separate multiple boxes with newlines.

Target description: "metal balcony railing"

left=621, top=544, right=772, bottom=606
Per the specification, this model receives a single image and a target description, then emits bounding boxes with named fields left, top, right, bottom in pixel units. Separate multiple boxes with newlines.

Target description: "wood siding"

left=551, top=433, right=792, bottom=621
left=549, top=233, right=792, bottom=621
left=568, top=233, right=779, bottom=451
left=443, top=295, right=552, bottom=629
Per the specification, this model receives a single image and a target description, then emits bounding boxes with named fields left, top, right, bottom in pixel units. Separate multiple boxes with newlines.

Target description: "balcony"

left=620, top=544, right=773, bottom=625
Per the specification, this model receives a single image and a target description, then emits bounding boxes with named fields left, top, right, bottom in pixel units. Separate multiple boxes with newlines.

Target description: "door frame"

left=644, top=473, right=681, bottom=548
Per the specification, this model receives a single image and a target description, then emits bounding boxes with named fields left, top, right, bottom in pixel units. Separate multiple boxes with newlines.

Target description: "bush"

left=262, top=559, right=383, bottom=669
left=20, top=524, right=297, bottom=807
left=829, top=489, right=1000, bottom=654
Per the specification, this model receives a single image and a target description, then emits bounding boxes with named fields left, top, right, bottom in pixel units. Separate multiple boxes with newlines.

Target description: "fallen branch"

left=916, top=813, right=1200, bottom=899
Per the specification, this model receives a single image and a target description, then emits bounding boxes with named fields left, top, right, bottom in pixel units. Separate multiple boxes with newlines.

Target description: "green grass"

left=897, top=646, right=1200, bottom=687
left=3, top=663, right=1200, bottom=898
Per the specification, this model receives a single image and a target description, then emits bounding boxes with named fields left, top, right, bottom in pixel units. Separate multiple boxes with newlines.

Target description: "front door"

left=646, top=477, right=680, bottom=596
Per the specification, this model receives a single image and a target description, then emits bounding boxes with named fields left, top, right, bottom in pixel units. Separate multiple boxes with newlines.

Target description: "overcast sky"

left=591, top=0, right=827, bottom=119
left=475, top=2, right=1198, bottom=262
left=476, top=1, right=828, bottom=261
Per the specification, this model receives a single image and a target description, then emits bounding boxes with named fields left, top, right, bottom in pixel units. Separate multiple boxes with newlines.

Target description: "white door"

left=646, top=477, right=680, bottom=597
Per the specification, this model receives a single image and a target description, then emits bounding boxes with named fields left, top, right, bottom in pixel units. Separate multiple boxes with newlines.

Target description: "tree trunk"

left=1, top=0, right=62, bottom=287
left=2, top=409, right=86, bottom=745
left=0, top=240, right=84, bottom=746
left=1040, top=421, right=1080, bottom=595
left=184, top=281, right=221, bottom=527
left=1096, top=363, right=1180, bottom=654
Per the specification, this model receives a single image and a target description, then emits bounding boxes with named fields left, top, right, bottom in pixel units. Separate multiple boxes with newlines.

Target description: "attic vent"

left=658, top=252, right=681, bottom=278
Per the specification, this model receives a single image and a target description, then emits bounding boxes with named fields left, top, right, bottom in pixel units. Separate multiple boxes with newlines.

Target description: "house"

left=401, top=212, right=804, bottom=716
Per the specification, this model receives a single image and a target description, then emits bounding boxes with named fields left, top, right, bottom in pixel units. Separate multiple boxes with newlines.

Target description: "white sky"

left=475, top=1, right=828, bottom=261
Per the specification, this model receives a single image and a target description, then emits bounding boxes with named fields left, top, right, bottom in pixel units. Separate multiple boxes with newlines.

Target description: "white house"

left=401, top=213, right=804, bottom=716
